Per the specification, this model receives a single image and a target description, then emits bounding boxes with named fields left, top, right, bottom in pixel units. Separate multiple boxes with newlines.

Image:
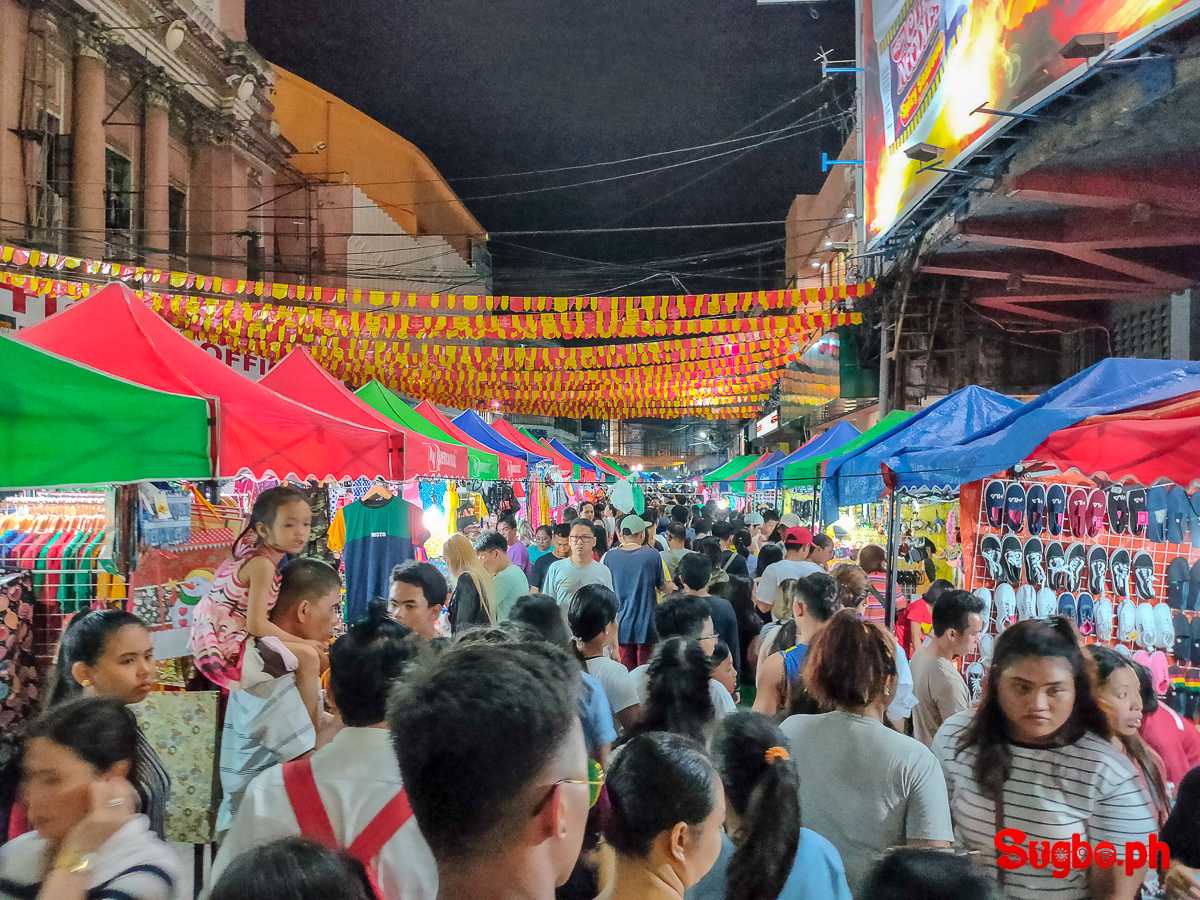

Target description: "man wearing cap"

left=602, top=515, right=665, bottom=669
left=756, top=526, right=824, bottom=612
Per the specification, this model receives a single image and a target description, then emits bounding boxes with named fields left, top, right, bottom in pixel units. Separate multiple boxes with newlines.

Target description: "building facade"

left=0, top=0, right=486, bottom=291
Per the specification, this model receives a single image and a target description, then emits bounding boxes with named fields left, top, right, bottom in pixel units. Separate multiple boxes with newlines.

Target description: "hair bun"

left=364, top=598, right=389, bottom=626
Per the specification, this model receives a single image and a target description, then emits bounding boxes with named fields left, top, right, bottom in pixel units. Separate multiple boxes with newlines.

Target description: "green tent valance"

left=0, top=336, right=213, bottom=488
left=356, top=382, right=499, bottom=481
left=703, top=454, right=761, bottom=485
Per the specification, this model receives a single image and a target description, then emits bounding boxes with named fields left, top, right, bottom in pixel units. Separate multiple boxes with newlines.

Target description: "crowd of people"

left=1, top=489, right=1198, bottom=899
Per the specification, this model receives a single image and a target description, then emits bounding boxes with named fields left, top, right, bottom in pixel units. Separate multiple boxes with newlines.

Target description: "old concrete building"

left=0, top=0, right=486, bottom=290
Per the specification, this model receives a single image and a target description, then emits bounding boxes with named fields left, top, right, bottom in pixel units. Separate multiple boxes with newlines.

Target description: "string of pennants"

left=0, top=263, right=865, bottom=420
left=0, top=242, right=872, bottom=316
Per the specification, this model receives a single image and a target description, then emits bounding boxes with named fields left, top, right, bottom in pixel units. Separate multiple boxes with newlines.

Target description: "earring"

left=80, top=679, right=93, bottom=687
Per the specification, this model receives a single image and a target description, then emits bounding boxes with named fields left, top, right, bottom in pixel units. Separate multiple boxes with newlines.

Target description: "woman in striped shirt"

left=932, top=618, right=1157, bottom=900
left=46, top=610, right=171, bottom=840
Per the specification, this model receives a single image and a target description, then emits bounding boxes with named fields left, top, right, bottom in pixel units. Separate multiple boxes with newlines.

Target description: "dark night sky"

left=246, top=0, right=855, bottom=295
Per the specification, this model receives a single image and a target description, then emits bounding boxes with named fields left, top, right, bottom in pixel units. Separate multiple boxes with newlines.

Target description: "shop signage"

left=193, top=340, right=274, bottom=380
left=755, top=410, right=780, bottom=439
left=862, top=0, right=1200, bottom=247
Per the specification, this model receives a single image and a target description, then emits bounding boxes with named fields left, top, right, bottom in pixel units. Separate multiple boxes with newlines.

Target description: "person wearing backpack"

left=210, top=602, right=435, bottom=900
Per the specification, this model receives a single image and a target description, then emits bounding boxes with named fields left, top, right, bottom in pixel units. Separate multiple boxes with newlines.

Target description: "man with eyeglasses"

left=390, top=642, right=595, bottom=900
left=542, top=520, right=614, bottom=615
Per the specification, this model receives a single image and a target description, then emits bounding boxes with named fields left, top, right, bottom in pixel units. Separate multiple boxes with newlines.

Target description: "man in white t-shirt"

left=757, top=526, right=823, bottom=613
left=630, top=593, right=737, bottom=719
left=543, top=520, right=614, bottom=612
left=213, top=607, right=437, bottom=900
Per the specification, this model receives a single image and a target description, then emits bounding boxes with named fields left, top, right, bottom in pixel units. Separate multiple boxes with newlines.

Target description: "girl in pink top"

left=189, top=487, right=325, bottom=726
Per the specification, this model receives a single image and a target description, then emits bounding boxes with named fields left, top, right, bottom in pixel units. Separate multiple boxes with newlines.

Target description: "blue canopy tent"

left=755, top=421, right=861, bottom=493
left=452, top=410, right=551, bottom=466
left=821, top=386, right=1022, bottom=523
left=891, top=359, right=1200, bottom=491
left=548, top=438, right=602, bottom=480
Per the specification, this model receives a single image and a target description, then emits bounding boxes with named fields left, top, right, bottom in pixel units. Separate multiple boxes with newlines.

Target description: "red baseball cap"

left=783, top=526, right=813, bottom=547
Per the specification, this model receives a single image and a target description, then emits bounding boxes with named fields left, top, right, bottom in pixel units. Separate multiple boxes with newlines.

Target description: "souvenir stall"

left=451, top=410, right=562, bottom=528
left=547, top=438, right=604, bottom=482
left=753, top=422, right=862, bottom=524
left=0, top=330, right=220, bottom=847
left=256, top=352, right=470, bottom=622
left=893, top=359, right=1200, bottom=707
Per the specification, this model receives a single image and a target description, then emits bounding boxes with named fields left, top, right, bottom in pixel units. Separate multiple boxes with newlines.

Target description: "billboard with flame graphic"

left=861, top=0, right=1200, bottom=246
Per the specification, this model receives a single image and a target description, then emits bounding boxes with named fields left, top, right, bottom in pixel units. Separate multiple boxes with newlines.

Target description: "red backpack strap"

left=347, top=789, right=413, bottom=864
left=282, top=758, right=337, bottom=848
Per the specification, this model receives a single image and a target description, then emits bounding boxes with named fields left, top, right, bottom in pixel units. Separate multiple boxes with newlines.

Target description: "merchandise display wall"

left=963, top=476, right=1200, bottom=712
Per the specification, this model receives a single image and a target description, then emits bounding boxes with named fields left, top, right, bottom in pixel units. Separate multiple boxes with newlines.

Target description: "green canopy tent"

left=703, top=454, right=762, bottom=485
left=356, top=382, right=500, bottom=481
left=0, top=335, right=213, bottom=488
left=780, top=410, right=915, bottom=488
left=600, top=456, right=631, bottom=478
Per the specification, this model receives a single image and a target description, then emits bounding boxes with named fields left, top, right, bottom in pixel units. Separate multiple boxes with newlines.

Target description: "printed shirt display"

left=327, top=496, right=429, bottom=624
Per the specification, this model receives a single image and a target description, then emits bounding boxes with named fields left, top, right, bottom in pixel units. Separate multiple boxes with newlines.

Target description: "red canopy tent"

left=412, top=401, right=527, bottom=482
left=261, top=350, right=470, bottom=480
left=20, top=284, right=396, bottom=481
left=1028, top=392, right=1200, bottom=490
left=490, top=418, right=577, bottom=480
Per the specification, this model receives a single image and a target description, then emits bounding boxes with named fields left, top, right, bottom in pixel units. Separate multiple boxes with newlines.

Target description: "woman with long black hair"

left=933, top=617, right=1158, bottom=900
left=0, top=697, right=177, bottom=899
left=44, top=610, right=170, bottom=840
left=619, top=637, right=714, bottom=747
left=690, top=711, right=851, bottom=900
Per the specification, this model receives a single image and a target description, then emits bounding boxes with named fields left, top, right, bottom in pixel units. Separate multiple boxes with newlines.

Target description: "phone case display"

left=966, top=477, right=1200, bottom=715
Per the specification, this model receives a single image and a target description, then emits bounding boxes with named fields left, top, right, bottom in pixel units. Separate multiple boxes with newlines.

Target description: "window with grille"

left=168, top=187, right=187, bottom=259
left=105, top=149, right=133, bottom=249
left=1112, top=301, right=1171, bottom=359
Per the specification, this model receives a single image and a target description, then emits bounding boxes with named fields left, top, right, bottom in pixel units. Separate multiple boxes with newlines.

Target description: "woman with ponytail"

left=691, top=711, right=850, bottom=900
left=44, top=610, right=170, bottom=840
left=781, top=609, right=952, bottom=895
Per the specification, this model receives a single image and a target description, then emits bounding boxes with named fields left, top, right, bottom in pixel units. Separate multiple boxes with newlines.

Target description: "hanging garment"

left=328, top=497, right=429, bottom=625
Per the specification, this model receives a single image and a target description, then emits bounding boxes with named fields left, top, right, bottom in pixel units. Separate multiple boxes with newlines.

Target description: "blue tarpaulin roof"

left=892, top=359, right=1200, bottom=491
left=754, top=421, right=861, bottom=493
left=548, top=438, right=602, bottom=479
left=821, top=386, right=1022, bottom=521
left=452, top=410, right=551, bottom=465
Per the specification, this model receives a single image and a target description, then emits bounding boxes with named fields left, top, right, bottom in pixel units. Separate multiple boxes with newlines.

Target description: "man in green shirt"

left=475, top=531, right=530, bottom=622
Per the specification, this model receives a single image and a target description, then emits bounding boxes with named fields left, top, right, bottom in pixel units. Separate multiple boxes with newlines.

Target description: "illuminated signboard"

left=861, top=0, right=1200, bottom=246
left=755, top=410, right=780, bottom=439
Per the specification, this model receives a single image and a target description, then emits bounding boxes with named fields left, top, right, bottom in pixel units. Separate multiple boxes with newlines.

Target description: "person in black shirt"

left=531, top=523, right=571, bottom=591
left=677, top=552, right=741, bottom=673
left=711, top=523, right=750, bottom=579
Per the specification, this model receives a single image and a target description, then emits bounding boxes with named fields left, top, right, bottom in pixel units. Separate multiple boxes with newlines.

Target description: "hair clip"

left=764, top=746, right=790, bottom=764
